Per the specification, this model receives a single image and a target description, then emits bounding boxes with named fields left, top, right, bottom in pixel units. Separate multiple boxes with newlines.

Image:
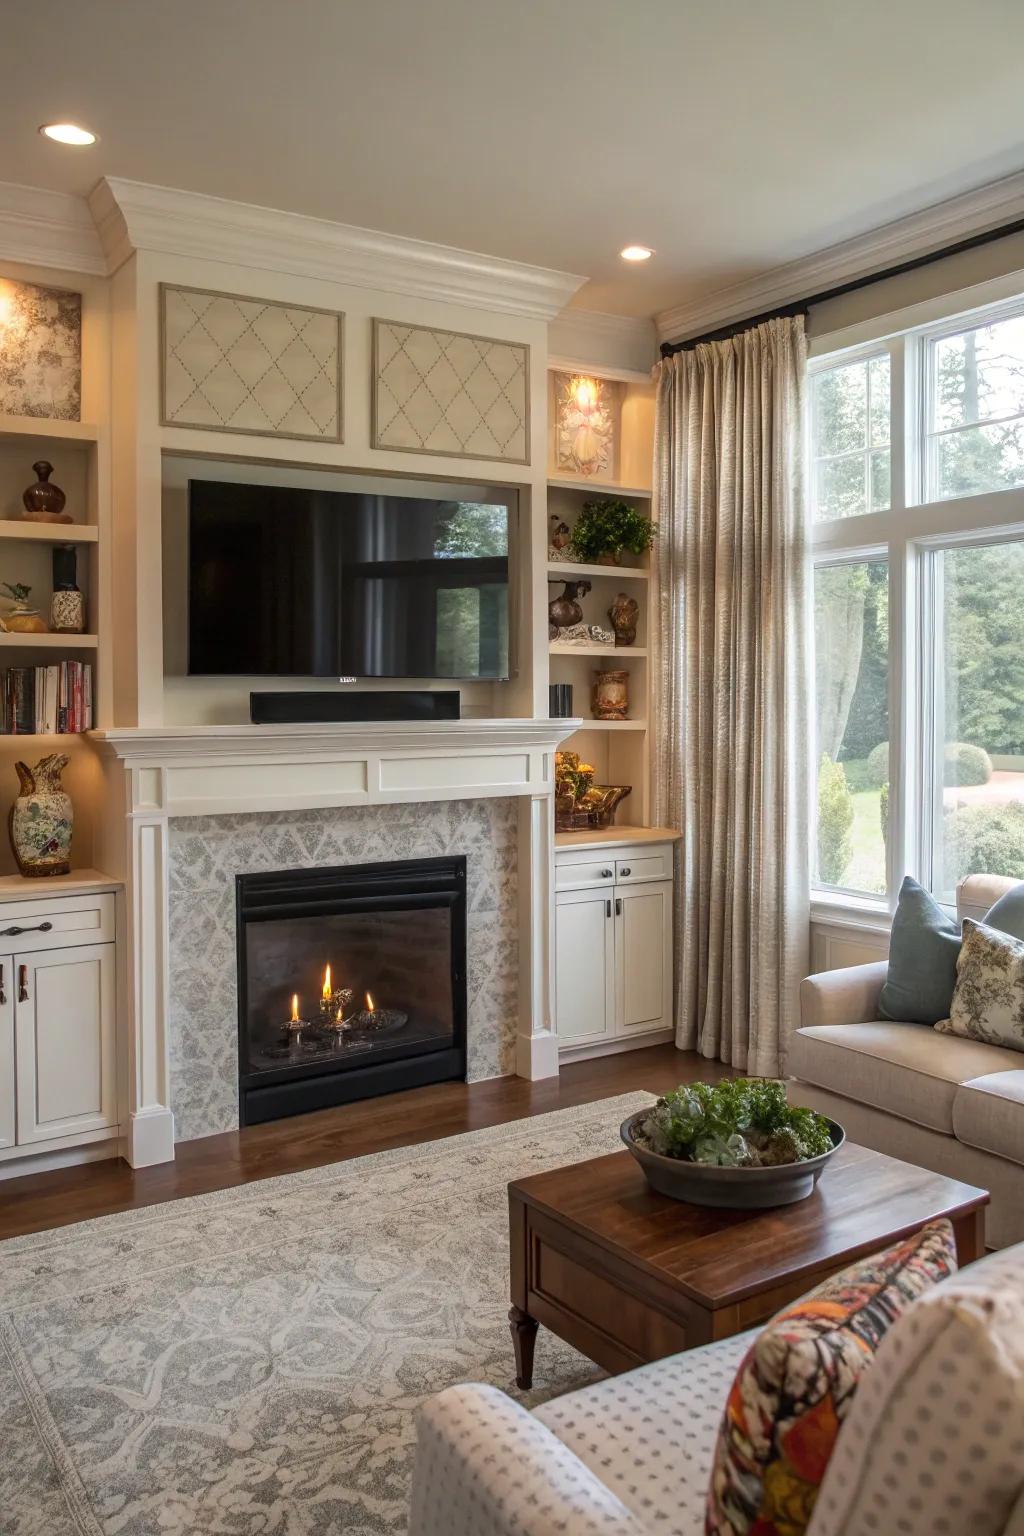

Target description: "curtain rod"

left=659, top=216, right=1024, bottom=356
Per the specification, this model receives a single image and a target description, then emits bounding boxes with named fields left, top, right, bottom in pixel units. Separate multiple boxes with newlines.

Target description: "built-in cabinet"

left=0, top=887, right=118, bottom=1163
left=554, top=831, right=677, bottom=1056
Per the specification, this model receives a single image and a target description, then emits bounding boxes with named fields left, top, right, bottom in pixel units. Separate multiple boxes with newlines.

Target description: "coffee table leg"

left=509, top=1305, right=539, bottom=1389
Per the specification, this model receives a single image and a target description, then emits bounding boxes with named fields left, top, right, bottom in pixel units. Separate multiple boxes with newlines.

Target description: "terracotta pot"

left=596, top=550, right=621, bottom=566
left=592, top=669, right=629, bottom=721
left=9, top=754, right=73, bottom=877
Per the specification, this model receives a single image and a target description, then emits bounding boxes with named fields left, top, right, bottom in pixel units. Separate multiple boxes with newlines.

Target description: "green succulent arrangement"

left=634, top=1079, right=833, bottom=1168
left=570, top=498, right=655, bottom=564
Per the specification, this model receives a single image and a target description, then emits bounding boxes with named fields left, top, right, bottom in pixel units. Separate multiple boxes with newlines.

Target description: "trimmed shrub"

left=866, top=741, right=889, bottom=789
left=944, top=802, right=1024, bottom=883
left=817, top=755, right=854, bottom=886
left=943, top=741, right=993, bottom=787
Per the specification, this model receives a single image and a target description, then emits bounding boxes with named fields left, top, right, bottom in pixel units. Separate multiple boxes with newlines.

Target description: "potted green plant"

left=570, top=499, right=655, bottom=566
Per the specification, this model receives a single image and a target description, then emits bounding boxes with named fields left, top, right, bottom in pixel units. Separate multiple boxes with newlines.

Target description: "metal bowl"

left=620, top=1110, right=845, bottom=1209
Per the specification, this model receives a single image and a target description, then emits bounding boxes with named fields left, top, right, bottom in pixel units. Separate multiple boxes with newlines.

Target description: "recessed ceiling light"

left=620, top=245, right=654, bottom=262
left=39, top=123, right=97, bottom=147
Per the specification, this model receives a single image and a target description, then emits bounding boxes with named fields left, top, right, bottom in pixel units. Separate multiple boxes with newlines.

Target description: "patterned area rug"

left=0, top=1092, right=654, bottom=1535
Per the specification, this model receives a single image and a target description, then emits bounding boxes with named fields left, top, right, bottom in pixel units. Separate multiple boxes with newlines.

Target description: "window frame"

left=808, top=285, right=1024, bottom=914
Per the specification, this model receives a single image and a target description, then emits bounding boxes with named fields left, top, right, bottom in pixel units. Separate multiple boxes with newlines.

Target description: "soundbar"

left=250, top=691, right=461, bottom=725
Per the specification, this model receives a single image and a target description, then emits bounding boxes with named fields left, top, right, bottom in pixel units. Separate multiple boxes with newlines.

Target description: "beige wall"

left=808, top=228, right=1024, bottom=339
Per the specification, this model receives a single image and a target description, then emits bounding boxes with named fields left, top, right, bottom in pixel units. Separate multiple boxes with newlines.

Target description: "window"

left=813, top=560, right=888, bottom=894
left=928, top=538, right=1024, bottom=902
left=926, top=313, right=1024, bottom=502
left=811, top=353, right=890, bottom=521
left=809, top=291, right=1024, bottom=907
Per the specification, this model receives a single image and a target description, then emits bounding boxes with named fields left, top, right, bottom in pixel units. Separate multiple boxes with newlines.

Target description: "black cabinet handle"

left=605, top=899, right=611, bottom=918
left=18, top=965, right=28, bottom=1003
left=0, top=921, right=52, bottom=938
left=615, top=898, right=622, bottom=916
left=0, top=964, right=5, bottom=1006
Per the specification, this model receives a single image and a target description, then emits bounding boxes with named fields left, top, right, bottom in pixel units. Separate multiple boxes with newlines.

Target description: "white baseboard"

left=559, top=1027, right=675, bottom=1063
left=126, top=1106, right=176, bottom=1167
left=516, top=1028, right=560, bottom=1080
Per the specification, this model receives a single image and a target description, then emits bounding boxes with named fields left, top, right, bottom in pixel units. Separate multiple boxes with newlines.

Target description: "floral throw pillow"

left=705, top=1219, right=958, bottom=1536
left=936, top=917, right=1024, bottom=1053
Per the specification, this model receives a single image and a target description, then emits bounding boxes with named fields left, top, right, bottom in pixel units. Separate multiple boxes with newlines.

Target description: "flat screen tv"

left=187, top=480, right=511, bottom=679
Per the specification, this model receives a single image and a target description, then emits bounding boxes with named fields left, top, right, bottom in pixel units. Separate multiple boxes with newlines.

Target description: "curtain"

left=652, top=316, right=809, bottom=1078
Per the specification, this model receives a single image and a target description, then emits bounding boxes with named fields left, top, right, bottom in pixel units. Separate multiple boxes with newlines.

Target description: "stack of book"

left=1, top=662, right=93, bottom=734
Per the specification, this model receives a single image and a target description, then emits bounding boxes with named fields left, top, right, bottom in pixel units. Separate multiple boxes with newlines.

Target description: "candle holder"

left=319, top=987, right=355, bottom=1031
left=283, top=1014, right=309, bottom=1045
left=352, top=1003, right=409, bottom=1036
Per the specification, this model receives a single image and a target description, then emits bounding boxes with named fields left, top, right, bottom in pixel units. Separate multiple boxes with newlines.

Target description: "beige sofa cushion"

left=534, top=1330, right=755, bottom=1536
left=953, top=1070, right=1024, bottom=1168
left=789, top=1021, right=1024, bottom=1133
left=808, top=1244, right=1024, bottom=1536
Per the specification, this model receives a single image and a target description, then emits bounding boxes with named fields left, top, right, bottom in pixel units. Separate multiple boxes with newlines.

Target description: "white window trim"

left=809, top=285, right=1024, bottom=918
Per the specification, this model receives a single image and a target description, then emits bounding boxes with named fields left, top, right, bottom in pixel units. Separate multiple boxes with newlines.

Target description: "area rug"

left=0, top=1091, right=655, bottom=1535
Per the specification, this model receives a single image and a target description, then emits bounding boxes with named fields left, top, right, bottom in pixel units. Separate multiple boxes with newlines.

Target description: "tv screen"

left=187, top=481, right=510, bottom=679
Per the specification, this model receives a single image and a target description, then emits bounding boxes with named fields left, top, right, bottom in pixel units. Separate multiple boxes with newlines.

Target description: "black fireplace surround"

left=236, top=856, right=467, bottom=1126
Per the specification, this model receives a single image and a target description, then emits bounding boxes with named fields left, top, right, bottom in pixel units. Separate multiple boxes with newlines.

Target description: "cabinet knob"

left=600, top=867, right=613, bottom=878
left=620, top=866, right=631, bottom=876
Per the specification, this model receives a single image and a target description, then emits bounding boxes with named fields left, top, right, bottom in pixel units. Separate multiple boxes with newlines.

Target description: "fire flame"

left=365, top=992, right=375, bottom=1013
left=322, top=964, right=332, bottom=1000
left=291, top=993, right=300, bottom=1023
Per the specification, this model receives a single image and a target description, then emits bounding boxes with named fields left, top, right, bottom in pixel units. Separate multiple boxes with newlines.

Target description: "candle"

left=366, top=991, right=375, bottom=1013
left=291, top=993, right=300, bottom=1023
left=322, top=964, right=332, bottom=1001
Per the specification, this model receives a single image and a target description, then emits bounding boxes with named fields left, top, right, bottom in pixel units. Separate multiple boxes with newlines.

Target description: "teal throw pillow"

left=878, top=876, right=961, bottom=1024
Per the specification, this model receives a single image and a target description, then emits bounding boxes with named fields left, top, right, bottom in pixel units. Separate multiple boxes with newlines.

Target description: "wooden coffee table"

left=508, top=1140, right=987, bottom=1388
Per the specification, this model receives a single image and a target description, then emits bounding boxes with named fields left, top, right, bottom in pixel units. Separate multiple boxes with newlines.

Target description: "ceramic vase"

left=50, top=547, right=84, bottom=633
left=9, top=754, right=73, bottom=877
left=593, top=669, right=629, bottom=721
left=22, top=461, right=71, bottom=525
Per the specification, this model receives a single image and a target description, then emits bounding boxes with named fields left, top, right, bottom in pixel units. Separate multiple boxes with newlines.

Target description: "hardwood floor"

left=0, top=1044, right=729, bottom=1241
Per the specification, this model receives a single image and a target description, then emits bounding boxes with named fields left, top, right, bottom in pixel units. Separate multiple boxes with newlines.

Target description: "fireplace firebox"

left=236, top=856, right=467, bottom=1125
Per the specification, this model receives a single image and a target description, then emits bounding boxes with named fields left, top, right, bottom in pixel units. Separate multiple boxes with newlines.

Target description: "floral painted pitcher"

left=9, top=754, right=73, bottom=877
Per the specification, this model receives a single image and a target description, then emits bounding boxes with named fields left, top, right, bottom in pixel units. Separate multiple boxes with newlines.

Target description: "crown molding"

left=87, top=177, right=587, bottom=321
left=656, top=170, right=1024, bottom=344
left=548, top=306, right=658, bottom=373
left=0, top=181, right=106, bottom=276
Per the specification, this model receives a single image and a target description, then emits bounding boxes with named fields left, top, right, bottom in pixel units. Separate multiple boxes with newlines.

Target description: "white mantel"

left=91, top=719, right=580, bottom=1168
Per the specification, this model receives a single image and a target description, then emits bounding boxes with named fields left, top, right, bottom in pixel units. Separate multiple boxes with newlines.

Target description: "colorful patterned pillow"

left=704, top=1219, right=958, bottom=1536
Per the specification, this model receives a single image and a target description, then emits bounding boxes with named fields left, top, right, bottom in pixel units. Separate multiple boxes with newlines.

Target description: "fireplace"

left=236, top=856, right=467, bottom=1125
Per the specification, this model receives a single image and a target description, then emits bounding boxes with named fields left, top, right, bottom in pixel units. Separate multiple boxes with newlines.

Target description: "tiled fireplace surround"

left=94, top=719, right=575, bottom=1166
left=167, top=800, right=518, bottom=1142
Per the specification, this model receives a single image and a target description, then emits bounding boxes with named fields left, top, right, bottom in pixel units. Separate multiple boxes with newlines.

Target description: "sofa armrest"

left=408, top=1383, right=647, bottom=1536
left=799, top=960, right=889, bottom=1029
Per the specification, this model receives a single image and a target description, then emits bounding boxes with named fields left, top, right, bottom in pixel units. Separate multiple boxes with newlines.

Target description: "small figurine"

left=548, top=579, right=592, bottom=634
left=608, top=592, right=640, bottom=647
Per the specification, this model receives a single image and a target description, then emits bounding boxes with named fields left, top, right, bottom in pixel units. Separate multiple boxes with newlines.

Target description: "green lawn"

left=845, top=785, right=886, bottom=894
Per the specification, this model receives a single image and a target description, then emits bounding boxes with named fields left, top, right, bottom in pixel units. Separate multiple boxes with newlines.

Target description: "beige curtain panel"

left=653, top=316, right=810, bottom=1077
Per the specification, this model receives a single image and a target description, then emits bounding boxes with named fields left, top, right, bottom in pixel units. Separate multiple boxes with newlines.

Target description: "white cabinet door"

left=0, top=955, right=14, bottom=1149
left=555, top=887, right=616, bottom=1045
left=15, top=943, right=117, bottom=1144
left=615, top=881, right=673, bottom=1033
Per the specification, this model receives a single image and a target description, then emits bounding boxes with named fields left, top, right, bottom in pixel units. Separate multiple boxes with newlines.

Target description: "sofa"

left=792, top=874, right=1024, bottom=1249
left=408, top=1242, right=1024, bottom=1536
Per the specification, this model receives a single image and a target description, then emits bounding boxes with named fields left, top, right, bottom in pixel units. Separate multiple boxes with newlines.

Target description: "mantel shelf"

left=559, top=718, right=648, bottom=731
left=0, top=520, right=98, bottom=544
left=550, top=643, right=648, bottom=658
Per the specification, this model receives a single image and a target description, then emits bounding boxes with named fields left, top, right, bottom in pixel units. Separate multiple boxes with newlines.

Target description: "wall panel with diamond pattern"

left=161, top=285, right=343, bottom=442
left=372, top=319, right=529, bottom=464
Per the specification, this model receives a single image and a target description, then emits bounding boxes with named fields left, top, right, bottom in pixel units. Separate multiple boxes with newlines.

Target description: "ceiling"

left=4, top=0, right=1024, bottom=319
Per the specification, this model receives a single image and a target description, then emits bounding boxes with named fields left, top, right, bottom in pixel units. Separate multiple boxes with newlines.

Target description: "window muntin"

left=811, top=354, right=891, bottom=522
left=929, top=539, right=1024, bottom=903
left=813, top=559, right=889, bottom=895
left=926, top=313, right=1024, bottom=502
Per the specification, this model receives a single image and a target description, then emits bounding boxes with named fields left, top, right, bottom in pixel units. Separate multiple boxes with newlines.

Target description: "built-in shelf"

left=550, top=643, right=648, bottom=658
left=554, top=826, right=681, bottom=851
left=0, top=520, right=98, bottom=544
left=0, top=632, right=98, bottom=649
left=0, top=867, right=120, bottom=898
left=547, top=561, right=650, bottom=581
left=548, top=474, right=652, bottom=498
left=559, top=718, right=649, bottom=731
left=0, top=413, right=102, bottom=446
